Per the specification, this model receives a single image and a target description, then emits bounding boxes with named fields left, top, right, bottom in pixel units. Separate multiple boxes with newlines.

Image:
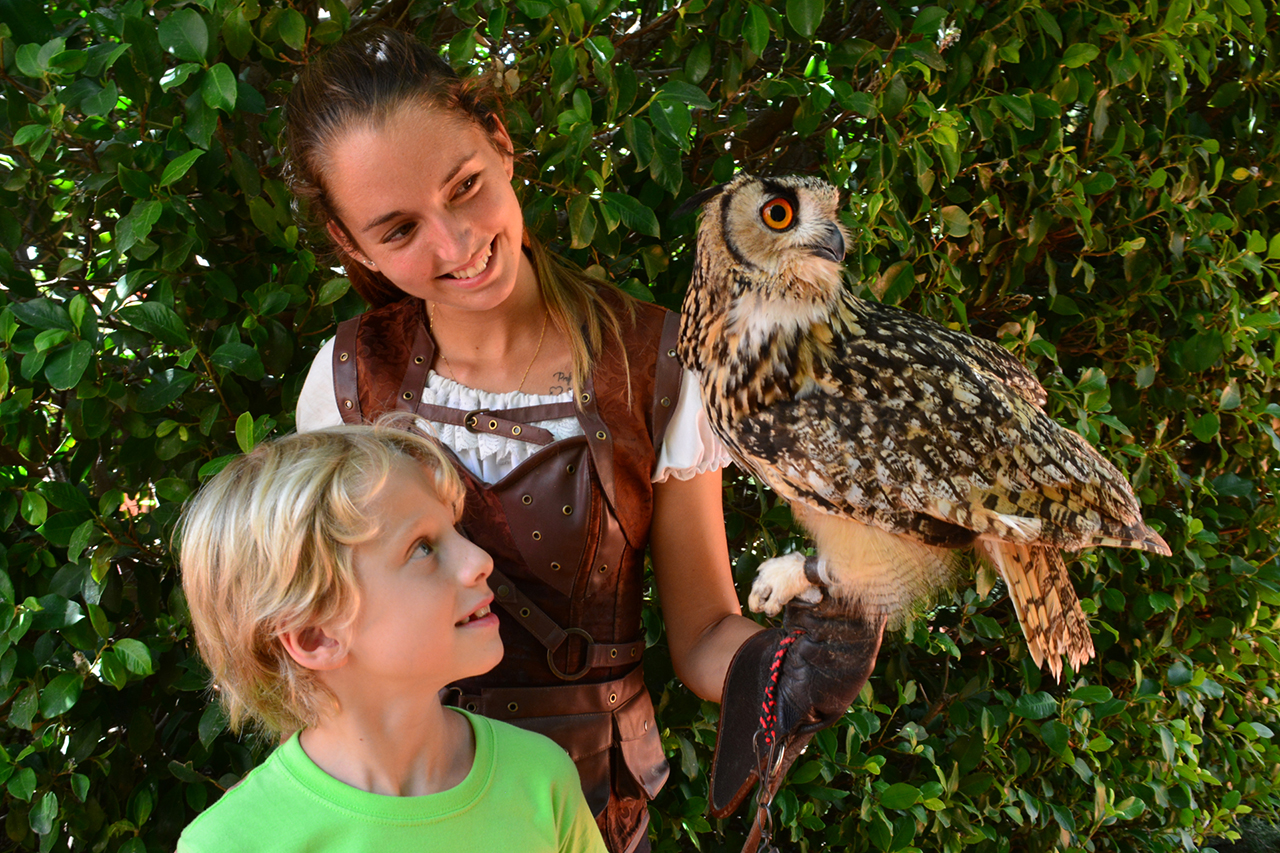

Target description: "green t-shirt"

left=177, top=709, right=607, bottom=853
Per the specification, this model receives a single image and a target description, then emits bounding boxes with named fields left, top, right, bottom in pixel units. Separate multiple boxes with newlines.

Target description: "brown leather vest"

left=331, top=292, right=680, bottom=851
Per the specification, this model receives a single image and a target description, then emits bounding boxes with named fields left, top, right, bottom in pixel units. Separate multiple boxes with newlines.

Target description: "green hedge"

left=0, top=0, right=1277, bottom=850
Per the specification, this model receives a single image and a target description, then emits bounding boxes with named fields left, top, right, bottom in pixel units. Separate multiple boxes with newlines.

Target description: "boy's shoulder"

left=175, top=738, right=303, bottom=853
left=465, top=710, right=578, bottom=780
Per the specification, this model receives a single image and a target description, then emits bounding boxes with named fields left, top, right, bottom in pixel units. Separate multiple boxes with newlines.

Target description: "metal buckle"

left=547, top=627, right=594, bottom=681
left=463, top=409, right=486, bottom=432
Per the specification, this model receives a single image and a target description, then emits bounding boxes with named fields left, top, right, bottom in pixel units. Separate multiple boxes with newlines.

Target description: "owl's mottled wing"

left=723, top=295, right=1146, bottom=551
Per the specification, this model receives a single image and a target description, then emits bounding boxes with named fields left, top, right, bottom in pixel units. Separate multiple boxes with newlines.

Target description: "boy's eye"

left=413, top=539, right=434, bottom=559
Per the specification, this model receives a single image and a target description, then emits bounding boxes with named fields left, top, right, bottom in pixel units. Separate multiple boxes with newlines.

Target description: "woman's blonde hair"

left=283, top=26, right=632, bottom=396
left=177, top=423, right=464, bottom=737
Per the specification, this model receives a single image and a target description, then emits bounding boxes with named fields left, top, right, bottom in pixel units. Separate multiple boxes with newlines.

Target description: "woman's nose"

left=426, top=213, right=472, bottom=265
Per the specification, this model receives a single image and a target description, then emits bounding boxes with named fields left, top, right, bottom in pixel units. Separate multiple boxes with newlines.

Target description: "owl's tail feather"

left=979, top=541, right=1094, bottom=682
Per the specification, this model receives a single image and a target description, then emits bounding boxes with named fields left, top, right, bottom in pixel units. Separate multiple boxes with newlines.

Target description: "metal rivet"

left=566, top=464, right=576, bottom=474
left=580, top=392, right=591, bottom=404
left=520, top=607, right=530, bottom=618
left=667, top=348, right=676, bottom=358
left=343, top=400, right=353, bottom=409
left=402, top=391, right=413, bottom=400
left=497, top=585, right=510, bottom=597
left=599, top=564, right=607, bottom=573
left=532, top=531, right=542, bottom=541
left=508, top=702, right=519, bottom=712
left=522, top=495, right=532, bottom=505
left=609, top=693, right=617, bottom=704
left=466, top=703, right=478, bottom=712
left=414, top=356, right=425, bottom=364
left=512, top=425, right=522, bottom=436
left=489, top=419, right=498, bottom=430
left=339, top=352, right=349, bottom=362
left=610, top=648, right=618, bottom=659
left=660, top=396, right=671, bottom=407
left=550, top=562, right=561, bottom=571
left=562, top=505, right=572, bottom=516
left=596, top=430, right=606, bottom=440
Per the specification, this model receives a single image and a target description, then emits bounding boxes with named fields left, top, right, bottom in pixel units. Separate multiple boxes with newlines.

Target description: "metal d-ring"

left=547, top=627, right=594, bottom=681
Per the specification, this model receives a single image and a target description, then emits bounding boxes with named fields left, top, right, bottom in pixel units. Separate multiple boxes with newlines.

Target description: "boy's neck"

left=298, top=698, right=474, bottom=797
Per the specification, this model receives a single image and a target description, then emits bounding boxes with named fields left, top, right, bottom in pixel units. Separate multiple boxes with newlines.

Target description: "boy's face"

left=344, top=459, right=501, bottom=689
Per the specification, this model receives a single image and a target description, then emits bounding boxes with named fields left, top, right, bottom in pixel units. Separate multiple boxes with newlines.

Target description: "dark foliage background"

left=0, top=0, right=1277, bottom=850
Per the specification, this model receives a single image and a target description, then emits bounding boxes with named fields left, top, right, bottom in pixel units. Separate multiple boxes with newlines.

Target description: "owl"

left=677, top=173, right=1170, bottom=680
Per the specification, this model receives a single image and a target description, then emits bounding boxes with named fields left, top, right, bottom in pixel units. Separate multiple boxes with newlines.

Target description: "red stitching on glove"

left=757, top=629, right=807, bottom=746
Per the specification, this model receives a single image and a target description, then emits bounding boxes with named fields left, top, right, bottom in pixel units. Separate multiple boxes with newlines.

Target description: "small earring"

left=364, top=259, right=378, bottom=270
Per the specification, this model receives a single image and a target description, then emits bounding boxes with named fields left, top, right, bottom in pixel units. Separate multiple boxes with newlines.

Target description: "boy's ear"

left=280, top=625, right=348, bottom=672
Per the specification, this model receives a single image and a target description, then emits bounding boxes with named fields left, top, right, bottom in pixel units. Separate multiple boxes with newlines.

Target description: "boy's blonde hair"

left=178, top=423, right=464, bottom=736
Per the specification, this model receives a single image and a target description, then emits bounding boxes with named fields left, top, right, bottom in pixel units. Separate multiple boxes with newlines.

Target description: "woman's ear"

left=326, top=221, right=367, bottom=265
left=490, top=120, right=515, bottom=180
left=280, top=625, right=349, bottom=672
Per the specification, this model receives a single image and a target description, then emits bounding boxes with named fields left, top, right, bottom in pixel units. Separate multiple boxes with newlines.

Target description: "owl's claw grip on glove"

left=709, top=597, right=886, bottom=853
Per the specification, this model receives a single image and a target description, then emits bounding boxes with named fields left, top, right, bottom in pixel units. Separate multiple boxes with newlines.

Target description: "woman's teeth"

left=445, top=247, right=491, bottom=279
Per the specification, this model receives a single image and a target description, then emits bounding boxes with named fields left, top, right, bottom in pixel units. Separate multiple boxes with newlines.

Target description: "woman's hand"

left=649, top=469, right=763, bottom=701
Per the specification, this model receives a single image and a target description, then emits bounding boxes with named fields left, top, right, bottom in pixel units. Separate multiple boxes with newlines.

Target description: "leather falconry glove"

left=709, top=588, right=886, bottom=853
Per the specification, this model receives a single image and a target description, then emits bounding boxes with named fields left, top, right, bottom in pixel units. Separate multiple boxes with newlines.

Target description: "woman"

left=286, top=27, right=761, bottom=853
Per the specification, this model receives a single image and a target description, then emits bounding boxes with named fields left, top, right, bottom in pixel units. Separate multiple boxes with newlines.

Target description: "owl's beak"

left=808, top=223, right=845, bottom=263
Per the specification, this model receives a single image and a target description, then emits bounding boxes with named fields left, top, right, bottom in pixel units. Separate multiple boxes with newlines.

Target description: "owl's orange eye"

left=761, top=198, right=795, bottom=230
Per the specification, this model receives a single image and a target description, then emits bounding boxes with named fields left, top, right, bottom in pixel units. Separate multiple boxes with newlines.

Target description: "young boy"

left=177, top=425, right=607, bottom=852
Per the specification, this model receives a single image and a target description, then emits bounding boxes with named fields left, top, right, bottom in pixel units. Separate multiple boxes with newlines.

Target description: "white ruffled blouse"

left=296, top=336, right=731, bottom=484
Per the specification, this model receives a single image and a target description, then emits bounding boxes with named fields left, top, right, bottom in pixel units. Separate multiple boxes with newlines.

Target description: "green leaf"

left=44, top=341, right=93, bottom=390
left=600, top=193, right=660, bottom=238
left=8, top=688, right=38, bottom=733
left=940, top=205, right=971, bottom=237
left=1040, top=720, right=1069, bottom=754
left=1191, top=412, right=1220, bottom=442
left=10, top=298, right=75, bottom=332
left=786, top=0, right=825, bottom=38
left=744, top=4, right=770, bottom=55
left=912, top=7, right=948, bottom=35
left=211, top=342, right=265, bottom=379
left=20, top=491, right=48, bottom=527
left=222, top=8, right=253, bottom=60
left=159, top=149, right=204, bottom=187
left=115, top=200, right=163, bottom=255
left=658, top=80, right=715, bottom=110
left=118, top=303, right=191, bottom=347
left=202, top=63, right=238, bottom=111
left=1012, top=691, right=1058, bottom=719
left=568, top=194, right=597, bottom=250
left=316, top=277, right=350, bottom=306
left=135, top=369, right=198, bottom=413
left=1062, top=43, right=1099, bottom=68
left=39, top=672, right=83, bottom=718
left=278, top=8, right=306, bottom=51
left=114, top=639, right=153, bottom=675
left=198, top=702, right=228, bottom=749
left=880, top=782, right=921, bottom=809
left=26, top=789, right=52, bottom=833
left=235, top=410, right=255, bottom=453
left=158, top=8, right=209, bottom=63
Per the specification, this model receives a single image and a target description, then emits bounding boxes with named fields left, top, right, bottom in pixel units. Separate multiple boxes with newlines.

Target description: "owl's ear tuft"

left=673, top=182, right=728, bottom=220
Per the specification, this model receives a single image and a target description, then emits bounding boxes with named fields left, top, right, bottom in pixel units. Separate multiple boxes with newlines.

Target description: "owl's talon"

left=749, top=553, right=822, bottom=616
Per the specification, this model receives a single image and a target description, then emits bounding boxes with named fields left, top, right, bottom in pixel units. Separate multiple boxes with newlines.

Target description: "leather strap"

left=489, top=568, right=644, bottom=679
left=332, top=317, right=362, bottom=424
left=416, top=401, right=580, bottom=446
left=651, top=309, right=682, bottom=446
left=452, top=662, right=647, bottom=718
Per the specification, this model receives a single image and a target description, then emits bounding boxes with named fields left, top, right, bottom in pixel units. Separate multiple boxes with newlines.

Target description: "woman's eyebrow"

left=358, top=151, right=479, bottom=234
